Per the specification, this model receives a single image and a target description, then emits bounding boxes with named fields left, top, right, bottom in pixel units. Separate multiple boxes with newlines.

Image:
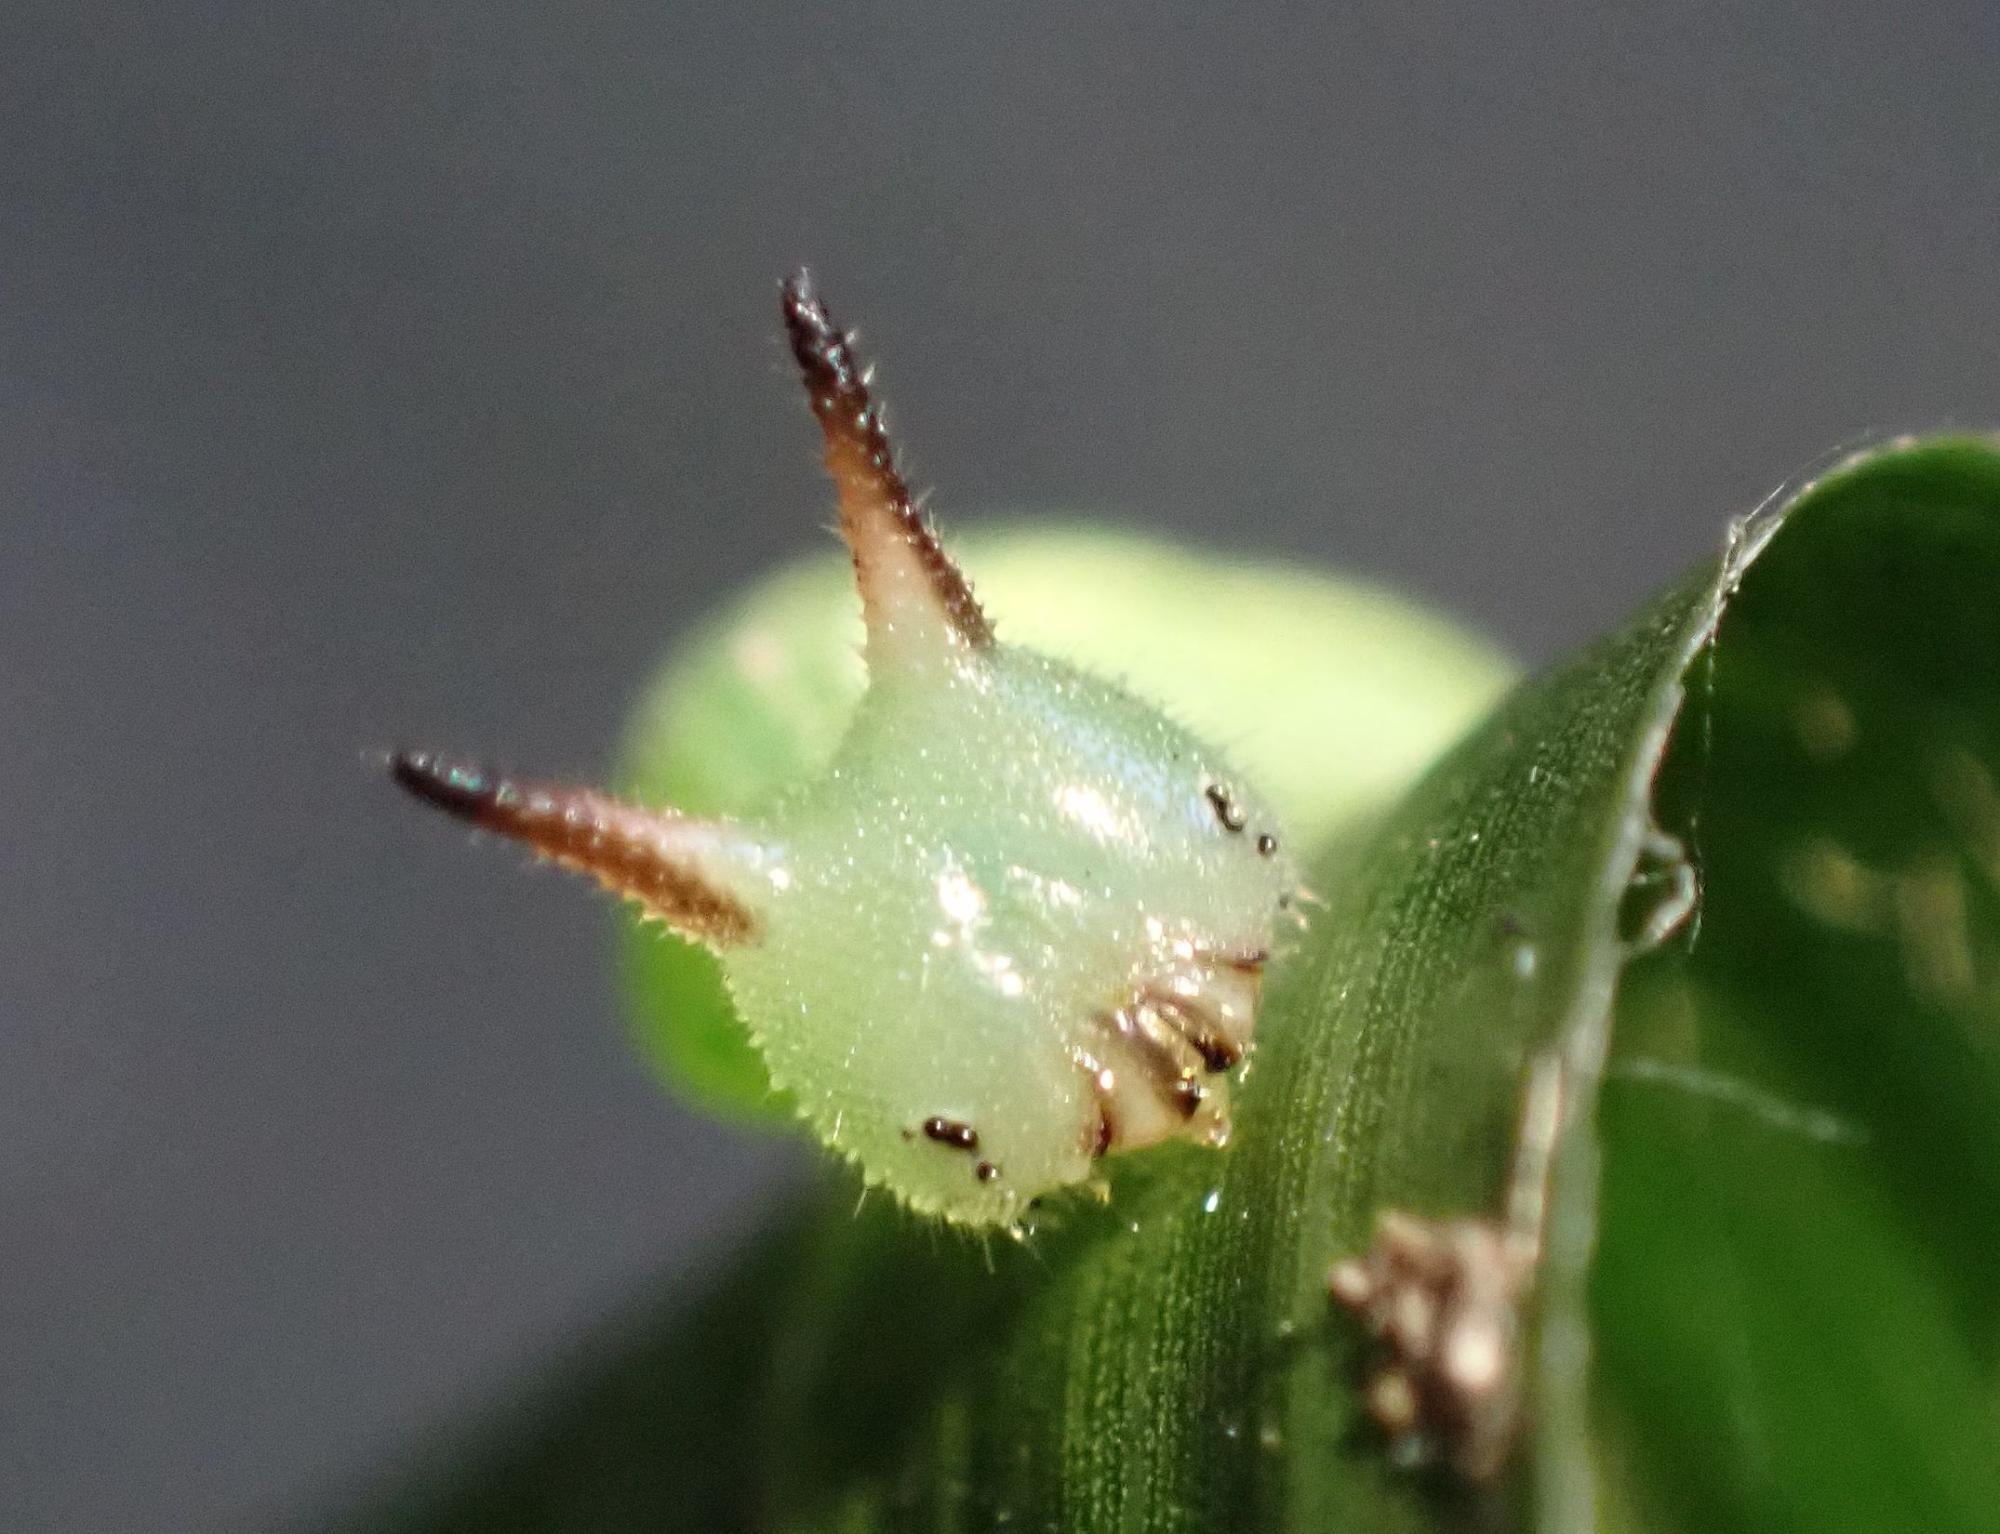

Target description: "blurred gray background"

left=2, top=2, right=1994, bottom=1528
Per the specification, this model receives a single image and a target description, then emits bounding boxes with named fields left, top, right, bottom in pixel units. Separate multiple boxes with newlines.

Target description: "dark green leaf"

left=1575, top=439, right=2000, bottom=1533
left=344, top=438, right=2000, bottom=1534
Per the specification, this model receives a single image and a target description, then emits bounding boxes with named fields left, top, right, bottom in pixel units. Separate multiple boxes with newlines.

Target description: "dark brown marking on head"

left=1092, top=1003, right=1233, bottom=1130
left=1170, top=1076, right=1207, bottom=1117
left=1192, top=1033, right=1243, bottom=1074
left=975, top=1160, right=999, bottom=1183
left=1146, top=992, right=1244, bottom=1073
left=780, top=271, right=993, bottom=651
left=1205, top=783, right=1248, bottom=833
left=1104, top=1004, right=1183, bottom=1077
left=389, top=750, right=758, bottom=946
left=921, top=1115, right=979, bottom=1151
left=1091, top=1106, right=1116, bottom=1159
left=392, top=752, right=501, bottom=818
left=1220, top=947, right=1270, bottom=975
left=1256, top=832, right=1279, bottom=857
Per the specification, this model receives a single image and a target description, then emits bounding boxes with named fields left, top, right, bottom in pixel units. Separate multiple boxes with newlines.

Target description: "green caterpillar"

left=393, top=274, right=1300, bottom=1227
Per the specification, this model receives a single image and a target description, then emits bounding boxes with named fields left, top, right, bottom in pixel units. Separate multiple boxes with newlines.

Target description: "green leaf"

left=348, top=438, right=2000, bottom=1534
left=1574, top=438, right=2000, bottom=1533
left=615, top=526, right=1515, bottom=1120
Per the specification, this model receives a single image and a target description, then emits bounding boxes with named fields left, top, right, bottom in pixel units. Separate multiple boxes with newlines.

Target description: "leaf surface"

left=348, top=440, right=2000, bottom=1534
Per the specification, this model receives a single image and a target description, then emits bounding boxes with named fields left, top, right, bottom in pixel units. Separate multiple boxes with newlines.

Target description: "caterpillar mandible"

left=392, top=273, right=1301, bottom=1226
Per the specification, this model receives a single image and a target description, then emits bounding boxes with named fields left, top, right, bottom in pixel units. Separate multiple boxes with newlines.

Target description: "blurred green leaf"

left=349, top=439, right=2000, bottom=1534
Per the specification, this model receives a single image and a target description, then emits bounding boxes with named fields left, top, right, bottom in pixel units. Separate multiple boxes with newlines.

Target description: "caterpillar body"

left=393, top=274, right=1299, bottom=1226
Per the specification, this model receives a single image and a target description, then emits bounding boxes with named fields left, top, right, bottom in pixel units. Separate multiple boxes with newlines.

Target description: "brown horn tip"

left=777, top=268, right=994, bottom=659
left=388, top=750, right=767, bottom=948
left=780, top=268, right=854, bottom=411
left=390, top=750, right=504, bottom=822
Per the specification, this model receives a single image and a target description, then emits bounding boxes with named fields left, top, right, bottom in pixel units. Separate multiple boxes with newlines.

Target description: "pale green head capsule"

left=393, top=273, right=1299, bottom=1226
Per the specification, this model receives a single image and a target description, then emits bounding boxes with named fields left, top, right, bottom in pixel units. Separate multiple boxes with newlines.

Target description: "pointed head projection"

left=392, top=273, right=1299, bottom=1226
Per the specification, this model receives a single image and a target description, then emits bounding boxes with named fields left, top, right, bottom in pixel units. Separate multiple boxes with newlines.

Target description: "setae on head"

left=392, top=273, right=1300, bottom=1227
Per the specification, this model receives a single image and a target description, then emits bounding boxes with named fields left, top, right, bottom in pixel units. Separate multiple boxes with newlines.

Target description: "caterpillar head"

left=393, top=273, right=1299, bottom=1227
